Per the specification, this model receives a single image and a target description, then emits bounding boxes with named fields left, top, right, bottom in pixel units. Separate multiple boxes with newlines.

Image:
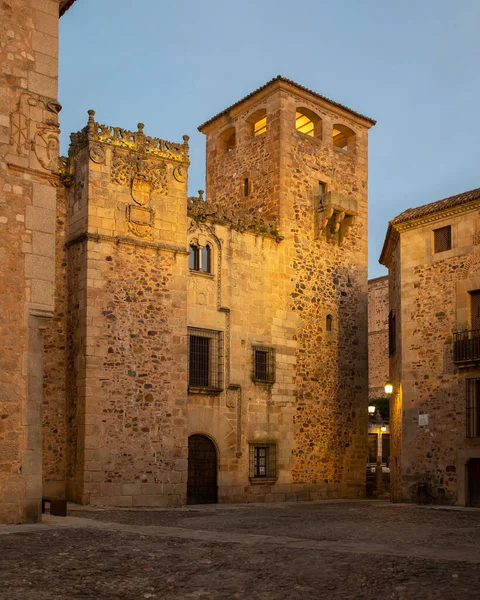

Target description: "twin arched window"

left=189, top=243, right=212, bottom=273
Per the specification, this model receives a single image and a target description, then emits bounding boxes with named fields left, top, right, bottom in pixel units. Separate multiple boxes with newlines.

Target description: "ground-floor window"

left=249, top=443, right=277, bottom=480
left=466, top=378, right=480, bottom=438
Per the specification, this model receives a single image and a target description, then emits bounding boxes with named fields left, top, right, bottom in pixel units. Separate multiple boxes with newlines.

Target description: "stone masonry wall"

left=280, top=90, right=370, bottom=495
left=388, top=206, right=480, bottom=505
left=368, top=276, right=389, bottom=399
left=197, top=81, right=373, bottom=500
left=0, top=0, right=63, bottom=523
left=60, top=117, right=190, bottom=506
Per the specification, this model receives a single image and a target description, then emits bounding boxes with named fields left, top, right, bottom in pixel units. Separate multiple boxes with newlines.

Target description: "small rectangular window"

left=252, top=346, right=275, bottom=383
left=467, top=378, right=480, bottom=438
left=318, top=181, right=326, bottom=196
left=188, top=328, right=223, bottom=391
left=433, top=225, right=452, bottom=253
left=249, top=443, right=277, bottom=479
left=244, top=178, right=249, bottom=197
left=388, top=310, right=396, bottom=356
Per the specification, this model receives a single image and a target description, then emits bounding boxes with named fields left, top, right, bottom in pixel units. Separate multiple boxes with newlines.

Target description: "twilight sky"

left=59, top=0, right=480, bottom=278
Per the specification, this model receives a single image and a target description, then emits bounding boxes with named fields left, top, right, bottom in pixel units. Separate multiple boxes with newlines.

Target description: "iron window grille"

left=249, top=443, right=277, bottom=479
left=252, top=346, right=275, bottom=384
left=388, top=310, right=396, bottom=356
left=433, top=225, right=452, bottom=253
left=466, top=378, right=480, bottom=438
left=188, top=327, right=224, bottom=392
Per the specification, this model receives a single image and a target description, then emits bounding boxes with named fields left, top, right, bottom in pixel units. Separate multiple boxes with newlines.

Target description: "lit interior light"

left=384, top=381, right=393, bottom=395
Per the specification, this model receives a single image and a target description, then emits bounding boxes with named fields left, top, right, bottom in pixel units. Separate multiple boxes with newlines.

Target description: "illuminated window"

left=218, top=127, right=236, bottom=154
left=332, top=124, right=356, bottom=152
left=247, top=108, right=267, bottom=137
left=295, top=107, right=322, bottom=138
left=189, top=244, right=200, bottom=271
left=201, top=244, right=211, bottom=273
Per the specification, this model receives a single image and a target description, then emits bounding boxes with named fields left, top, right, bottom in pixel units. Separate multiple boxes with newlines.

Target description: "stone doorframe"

left=456, top=446, right=480, bottom=506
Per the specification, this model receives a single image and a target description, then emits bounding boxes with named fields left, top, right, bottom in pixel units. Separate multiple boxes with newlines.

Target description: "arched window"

left=202, top=244, right=212, bottom=273
left=332, top=124, right=356, bottom=153
left=189, top=244, right=200, bottom=271
left=247, top=108, right=267, bottom=137
left=218, top=127, right=236, bottom=154
left=326, top=314, right=333, bottom=332
left=295, top=107, right=322, bottom=139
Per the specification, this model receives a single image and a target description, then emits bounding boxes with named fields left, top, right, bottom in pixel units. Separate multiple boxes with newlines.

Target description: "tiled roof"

left=198, top=76, right=376, bottom=130
left=390, top=187, right=480, bottom=226
left=60, top=0, right=77, bottom=16
left=379, top=186, right=480, bottom=266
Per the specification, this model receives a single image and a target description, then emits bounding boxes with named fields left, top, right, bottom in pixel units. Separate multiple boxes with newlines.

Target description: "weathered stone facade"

left=380, top=187, right=480, bottom=505
left=0, top=0, right=75, bottom=523
left=1, top=0, right=376, bottom=517
left=39, top=78, right=375, bottom=507
left=368, top=275, right=389, bottom=399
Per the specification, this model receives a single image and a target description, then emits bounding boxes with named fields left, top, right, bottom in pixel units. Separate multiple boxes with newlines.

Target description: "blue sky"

left=59, top=0, right=480, bottom=278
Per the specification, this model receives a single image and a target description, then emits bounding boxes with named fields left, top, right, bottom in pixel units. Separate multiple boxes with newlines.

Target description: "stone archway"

left=187, top=435, right=218, bottom=505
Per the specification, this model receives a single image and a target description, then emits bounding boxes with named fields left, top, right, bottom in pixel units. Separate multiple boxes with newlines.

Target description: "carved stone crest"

left=10, top=93, right=61, bottom=172
left=89, top=144, right=106, bottom=164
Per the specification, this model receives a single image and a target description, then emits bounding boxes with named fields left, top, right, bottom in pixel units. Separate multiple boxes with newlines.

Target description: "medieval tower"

left=42, top=76, right=375, bottom=508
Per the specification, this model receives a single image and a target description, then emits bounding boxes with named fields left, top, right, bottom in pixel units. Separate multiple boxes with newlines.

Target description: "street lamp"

left=384, top=380, right=393, bottom=395
left=368, top=405, right=376, bottom=415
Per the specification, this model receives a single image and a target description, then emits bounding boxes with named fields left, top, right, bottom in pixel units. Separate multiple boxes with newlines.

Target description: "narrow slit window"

left=326, top=314, right=333, bottom=332
left=201, top=244, right=211, bottom=273
left=244, top=178, right=249, bottom=197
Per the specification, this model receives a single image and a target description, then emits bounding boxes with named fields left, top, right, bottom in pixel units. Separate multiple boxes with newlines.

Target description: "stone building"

left=368, top=275, right=389, bottom=399
left=1, top=0, right=376, bottom=522
left=0, top=0, right=75, bottom=524
left=380, top=187, right=480, bottom=506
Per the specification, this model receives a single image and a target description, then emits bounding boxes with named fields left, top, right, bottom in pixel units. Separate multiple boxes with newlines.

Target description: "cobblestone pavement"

left=1, top=501, right=480, bottom=599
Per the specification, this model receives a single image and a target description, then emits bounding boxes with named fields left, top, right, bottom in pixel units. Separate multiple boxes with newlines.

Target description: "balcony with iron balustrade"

left=453, top=329, right=480, bottom=365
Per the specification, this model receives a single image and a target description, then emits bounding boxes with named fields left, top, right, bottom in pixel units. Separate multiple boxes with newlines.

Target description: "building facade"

left=1, top=0, right=376, bottom=521
left=41, top=77, right=375, bottom=508
left=0, top=0, right=75, bottom=524
left=380, top=187, right=480, bottom=506
left=368, top=275, right=389, bottom=400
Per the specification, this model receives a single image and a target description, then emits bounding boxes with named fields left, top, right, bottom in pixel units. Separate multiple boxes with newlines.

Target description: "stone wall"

left=196, top=79, right=374, bottom=501
left=0, top=0, right=64, bottom=523
left=368, top=276, right=389, bottom=399
left=384, top=202, right=480, bottom=505
left=61, top=116, right=189, bottom=506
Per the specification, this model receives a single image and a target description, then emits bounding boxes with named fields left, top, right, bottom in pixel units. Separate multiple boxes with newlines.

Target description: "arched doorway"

left=467, top=459, right=480, bottom=507
left=187, top=435, right=218, bottom=505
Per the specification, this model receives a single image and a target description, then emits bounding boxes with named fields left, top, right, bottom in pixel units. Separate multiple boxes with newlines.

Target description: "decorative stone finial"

left=137, top=123, right=144, bottom=133
left=198, top=190, right=205, bottom=201
left=183, top=135, right=190, bottom=142
left=87, top=109, right=95, bottom=120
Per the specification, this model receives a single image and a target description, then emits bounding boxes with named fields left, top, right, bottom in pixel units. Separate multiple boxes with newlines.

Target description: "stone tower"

left=197, top=76, right=375, bottom=496
left=62, top=112, right=190, bottom=506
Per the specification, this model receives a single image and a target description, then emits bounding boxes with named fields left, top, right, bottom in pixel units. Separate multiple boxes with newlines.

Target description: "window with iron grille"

left=249, top=443, right=277, bottom=479
left=252, top=346, right=275, bottom=383
left=466, top=378, right=480, bottom=438
left=433, top=225, right=452, bottom=253
left=188, top=328, right=223, bottom=392
left=388, top=310, right=396, bottom=356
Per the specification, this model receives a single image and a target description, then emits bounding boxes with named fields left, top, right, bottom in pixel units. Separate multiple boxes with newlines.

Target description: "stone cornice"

left=65, top=232, right=188, bottom=255
left=380, top=199, right=480, bottom=267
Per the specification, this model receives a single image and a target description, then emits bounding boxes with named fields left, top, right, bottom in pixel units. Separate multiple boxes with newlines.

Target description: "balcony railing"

left=453, top=330, right=480, bottom=363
